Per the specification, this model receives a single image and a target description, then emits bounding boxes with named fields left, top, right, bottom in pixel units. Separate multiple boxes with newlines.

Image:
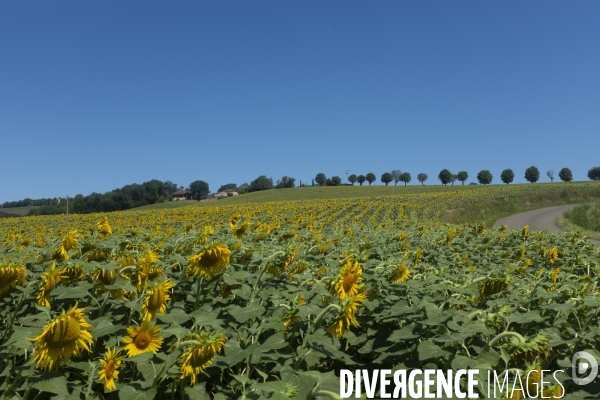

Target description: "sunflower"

left=98, top=347, right=124, bottom=392
left=231, top=221, right=249, bottom=239
left=28, top=304, right=93, bottom=370
left=548, top=247, right=559, bottom=264
left=179, top=332, right=227, bottom=386
left=186, top=243, right=230, bottom=280
left=136, top=250, right=159, bottom=292
left=97, top=216, right=112, bottom=237
left=62, top=230, right=79, bottom=251
left=390, top=263, right=411, bottom=283
left=0, top=262, right=27, bottom=297
left=93, top=267, right=126, bottom=299
left=327, top=293, right=366, bottom=338
left=37, top=263, right=67, bottom=306
left=334, top=260, right=363, bottom=300
left=123, top=323, right=163, bottom=357
left=141, top=279, right=175, bottom=322
left=51, top=245, right=69, bottom=262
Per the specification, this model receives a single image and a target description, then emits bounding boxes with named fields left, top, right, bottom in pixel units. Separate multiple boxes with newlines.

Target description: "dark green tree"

left=525, top=166, right=540, bottom=183
left=400, top=172, right=411, bottom=186
left=315, top=173, right=326, bottom=186
left=330, top=176, right=342, bottom=186
left=275, top=176, right=296, bottom=189
left=457, top=171, right=468, bottom=185
left=588, top=167, right=600, bottom=181
left=249, top=176, right=274, bottom=192
left=381, top=172, right=393, bottom=186
left=238, top=183, right=249, bottom=194
left=218, top=183, right=237, bottom=192
left=391, top=170, right=402, bottom=186
left=500, top=169, right=515, bottom=184
left=189, top=180, right=210, bottom=199
left=477, top=170, right=493, bottom=185
left=559, top=168, right=573, bottom=182
left=417, top=173, right=428, bottom=186
left=357, top=175, right=366, bottom=186
left=366, top=173, right=376, bottom=186
left=438, top=169, right=452, bottom=186
left=348, top=174, right=358, bottom=185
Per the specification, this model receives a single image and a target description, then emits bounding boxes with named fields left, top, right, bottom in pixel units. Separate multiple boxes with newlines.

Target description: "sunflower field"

left=1, top=183, right=600, bottom=399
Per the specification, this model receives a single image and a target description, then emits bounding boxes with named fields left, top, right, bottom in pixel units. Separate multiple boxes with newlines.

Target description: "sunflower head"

left=141, top=279, right=175, bottom=322
left=390, top=263, right=411, bottom=283
left=0, top=262, right=27, bottom=297
left=62, top=230, right=79, bottom=252
left=29, top=304, right=93, bottom=370
left=123, top=323, right=163, bottom=357
left=97, top=216, right=112, bottom=237
left=186, top=243, right=230, bottom=280
left=98, top=347, right=124, bottom=392
left=327, top=293, right=366, bottom=338
left=179, top=332, right=227, bottom=386
left=334, top=260, right=363, bottom=300
left=232, top=221, right=250, bottom=239
left=37, top=263, right=67, bottom=306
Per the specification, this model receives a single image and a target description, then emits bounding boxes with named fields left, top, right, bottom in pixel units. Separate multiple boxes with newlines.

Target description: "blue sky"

left=1, top=1, right=599, bottom=202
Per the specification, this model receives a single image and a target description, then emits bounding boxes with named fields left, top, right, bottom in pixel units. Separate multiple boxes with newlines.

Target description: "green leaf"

left=30, top=371, right=69, bottom=396
left=185, top=384, right=210, bottom=400
left=54, top=282, right=93, bottom=299
left=156, top=308, right=190, bottom=325
left=118, top=386, right=157, bottom=400
left=228, top=304, right=265, bottom=323
left=418, top=340, right=444, bottom=361
left=92, top=316, right=121, bottom=339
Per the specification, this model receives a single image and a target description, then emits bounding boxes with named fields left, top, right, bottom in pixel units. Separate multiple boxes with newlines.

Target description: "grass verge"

left=557, top=203, right=600, bottom=240
left=442, top=185, right=600, bottom=227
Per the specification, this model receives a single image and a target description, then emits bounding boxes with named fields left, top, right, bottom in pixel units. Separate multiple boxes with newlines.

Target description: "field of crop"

left=1, top=183, right=600, bottom=399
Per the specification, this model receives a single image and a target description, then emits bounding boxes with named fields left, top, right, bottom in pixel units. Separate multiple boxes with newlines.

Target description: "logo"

left=572, top=351, right=598, bottom=385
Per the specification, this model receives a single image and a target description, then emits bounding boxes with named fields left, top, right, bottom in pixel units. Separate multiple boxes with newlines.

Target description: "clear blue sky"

left=1, top=1, right=599, bottom=202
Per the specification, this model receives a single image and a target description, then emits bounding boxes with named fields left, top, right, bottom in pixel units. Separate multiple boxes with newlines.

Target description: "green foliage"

left=380, top=172, right=393, bottom=186
left=559, top=168, right=573, bottom=182
left=564, top=203, right=600, bottom=232
left=501, top=169, right=515, bottom=184
left=438, top=169, right=452, bottom=186
left=315, top=173, right=326, bottom=186
left=588, top=166, right=600, bottom=181
left=525, top=166, right=540, bottom=183
left=249, top=176, right=274, bottom=192
left=190, top=180, right=210, bottom=199
left=326, top=176, right=342, bottom=186
left=417, top=173, right=428, bottom=186
left=218, top=183, right=237, bottom=192
left=457, top=171, right=468, bottom=185
left=365, top=173, right=376, bottom=186
left=357, top=175, right=366, bottom=186
left=348, top=174, right=357, bottom=185
left=275, top=176, right=296, bottom=189
left=400, top=172, right=411, bottom=186
left=477, top=170, right=493, bottom=185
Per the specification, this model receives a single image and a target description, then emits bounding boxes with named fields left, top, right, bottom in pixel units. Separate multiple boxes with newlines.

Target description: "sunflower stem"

left=249, top=251, right=285, bottom=304
left=193, top=277, right=203, bottom=310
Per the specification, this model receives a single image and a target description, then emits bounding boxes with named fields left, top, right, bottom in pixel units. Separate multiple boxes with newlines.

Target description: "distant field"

left=0, top=205, right=39, bottom=216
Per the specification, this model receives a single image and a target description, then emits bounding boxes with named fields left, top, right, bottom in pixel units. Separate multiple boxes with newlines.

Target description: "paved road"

left=494, top=204, right=600, bottom=245
left=494, top=204, right=578, bottom=232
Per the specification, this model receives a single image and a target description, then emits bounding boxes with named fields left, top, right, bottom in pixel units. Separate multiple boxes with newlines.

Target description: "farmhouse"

left=171, top=189, right=193, bottom=200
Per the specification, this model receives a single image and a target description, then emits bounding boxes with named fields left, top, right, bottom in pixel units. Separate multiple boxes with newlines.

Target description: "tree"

left=457, top=171, right=468, bottom=185
left=238, top=183, right=250, bottom=194
left=315, top=173, right=326, bottom=186
left=450, top=174, right=458, bottom=186
left=163, top=180, right=179, bottom=195
left=327, top=176, right=342, bottom=186
left=275, top=176, right=296, bottom=189
left=357, top=175, right=366, bottom=186
left=381, top=172, right=393, bottom=186
left=417, top=173, right=428, bottom=186
left=438, top=169, right=452, bottom=186
left=249, top=176, right=274, bottom=192
left=218, top=183, right=237, bottom=192
left=500, top=169, right=515, bottom=184
left=477, top=170, right=493, bottom=185
left=546, top=170, right=554, bottom=183
left=559, top=168, right=573, bottom=182
left=366, top=173, right=376, bottom=186
left=400, top=172, right=411, bottom=186
left=348, top=174, right=357, bottom=185
left=525, top=166, right=540, bottom=183
left=391, top=170, right=402, bottom=186
left=588, top=167, right=600, bottom=181
left=189, top=180, right=210, bottom=199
